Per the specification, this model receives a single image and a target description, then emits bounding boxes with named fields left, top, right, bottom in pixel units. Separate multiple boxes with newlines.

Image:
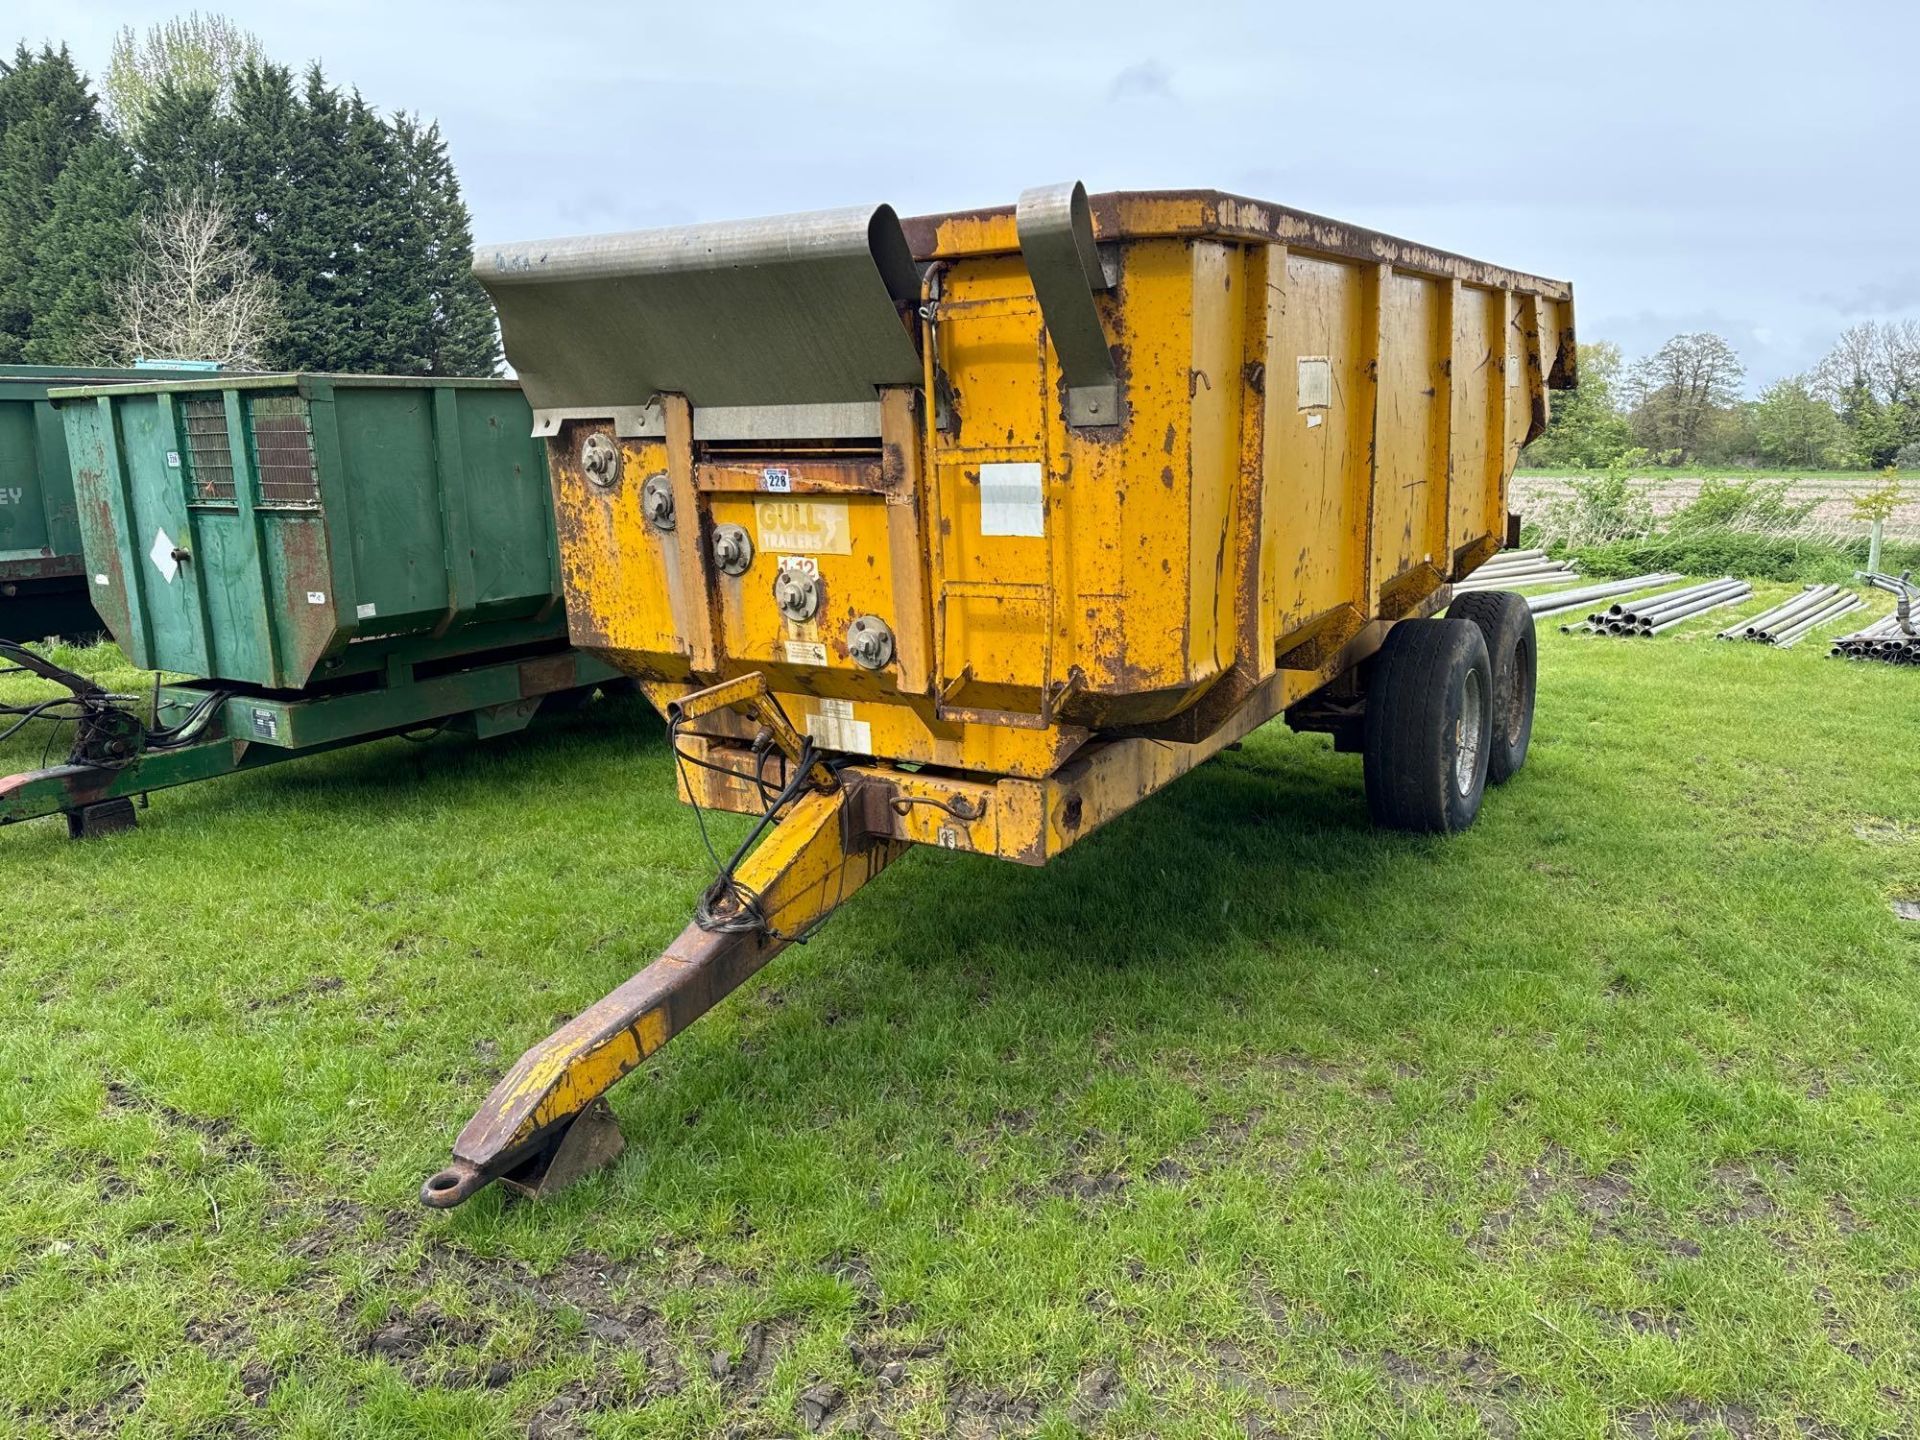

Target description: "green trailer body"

left=0, top=366, right=213, bottom=641
left=56, top=373, right=568, bottom=687
left=2, top=374, right=620, bottom=837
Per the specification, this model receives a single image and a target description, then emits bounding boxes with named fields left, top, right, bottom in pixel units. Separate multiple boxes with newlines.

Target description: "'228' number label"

left=759, top=467, right=792, bottom=493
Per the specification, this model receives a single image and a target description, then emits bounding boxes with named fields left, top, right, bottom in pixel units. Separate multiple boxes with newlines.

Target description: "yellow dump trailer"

left=422, top=185, right=1574, bottom=1207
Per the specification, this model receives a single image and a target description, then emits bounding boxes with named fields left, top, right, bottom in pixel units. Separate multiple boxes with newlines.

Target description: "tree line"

left=0, top=16, right=498, bottom=374
left=1527, top=322, right=1920, bottom=472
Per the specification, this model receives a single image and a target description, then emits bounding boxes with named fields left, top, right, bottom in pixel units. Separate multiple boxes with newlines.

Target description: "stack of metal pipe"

left=1833, top=571, right=1919, bottom=663
left=1832, top=613, right=1919, bottom=664
left=1565, top=577, right=1752, bottom=635
left=1531, top=572, right=1685, bottom=621
left=1455, top=549, right=1581, bottom=591
left=1716, top=584, right=1864, bottom=647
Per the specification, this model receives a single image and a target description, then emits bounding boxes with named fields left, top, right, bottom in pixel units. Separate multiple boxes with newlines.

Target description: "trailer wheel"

left=1445, top=590, right=1536, bottom=784
left=1362, top=618, right=1492, bottom=833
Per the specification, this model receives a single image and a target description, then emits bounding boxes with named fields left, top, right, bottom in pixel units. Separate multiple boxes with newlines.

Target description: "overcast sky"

left=18, top=0, right=1919, bottom=392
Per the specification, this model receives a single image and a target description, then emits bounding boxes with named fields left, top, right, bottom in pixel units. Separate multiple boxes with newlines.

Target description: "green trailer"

left=1, top=374, right=621, bottom=837
left=0, top=365, right=215, bottom=642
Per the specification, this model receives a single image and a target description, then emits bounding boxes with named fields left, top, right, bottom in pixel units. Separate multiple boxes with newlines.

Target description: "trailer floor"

left=3, top=608, right=1917, bottom=1439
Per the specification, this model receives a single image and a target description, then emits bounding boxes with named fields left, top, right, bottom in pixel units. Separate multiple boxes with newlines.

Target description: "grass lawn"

left=3, top=601, right=1918, bottom=1439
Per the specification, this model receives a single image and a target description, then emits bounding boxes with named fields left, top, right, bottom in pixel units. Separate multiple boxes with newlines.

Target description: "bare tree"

left=1813, top=320, right=1920, bottom=410
left=1813, top=322, right=1881, bottom=407
left=104, top=12, right=264, bottom=131
left=1626, top=332, right=1744, bottom=462
left=1875, top=319, right=1920, bottom=410
left=109, top=192, right=278, bottom=366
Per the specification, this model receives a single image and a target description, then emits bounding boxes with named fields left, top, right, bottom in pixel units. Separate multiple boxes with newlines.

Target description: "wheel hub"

left=1455, top=667, right=1485, bottom=796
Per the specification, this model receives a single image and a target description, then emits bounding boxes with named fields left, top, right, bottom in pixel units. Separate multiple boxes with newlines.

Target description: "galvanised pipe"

left=1773, top=595, right=1863, bottom=647
left=1471, top=568, right=1573, bottom=584
left=1606, top=578, right=1741, bottom=621
left=1755, top=583, right=1843, bottom=627
left=1529, top=573, right=1684, bottom=618
left=1592, top=580, right=1740, bottom=629
left=1622, top=584, right=1751, bottom=635
left=1603, top=580, right=1707, bottom=617
left=1646, top=584, right=1752, bottom=633
left=1464, top=560, right=1576, bottom=581
left=1458, top=571, right=1579, bottom=591
left=1616, top=579, right=1746, bottom=625
left=1480, top=548, right=1548, bottom=565
left=1775, top=591, right=1858, bottom=637
left=1730, top=584, right=1838, bottom=638
left=1632, top=578, right=1748, bottom=622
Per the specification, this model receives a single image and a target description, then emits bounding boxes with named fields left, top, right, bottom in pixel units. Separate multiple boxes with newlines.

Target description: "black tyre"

left=1362, top=618, right=1493, bottom=833
left=1446, top=589, right=1536, bottom=784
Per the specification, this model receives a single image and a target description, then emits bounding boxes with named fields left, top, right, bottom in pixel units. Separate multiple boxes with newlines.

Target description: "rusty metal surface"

left=424, top=783, right=901, bottom=1207
left=495, top=1097, right=626, bottom=1201
left=900, top=187, right=1575, bottom=307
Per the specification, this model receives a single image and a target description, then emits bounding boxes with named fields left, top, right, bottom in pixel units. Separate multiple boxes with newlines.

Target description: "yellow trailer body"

left=422, top=184, right=1574, bottom=1207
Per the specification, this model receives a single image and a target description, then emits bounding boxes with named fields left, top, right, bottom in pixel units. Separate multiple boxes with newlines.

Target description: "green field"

left=4, top=608, right=1919, bottom=1439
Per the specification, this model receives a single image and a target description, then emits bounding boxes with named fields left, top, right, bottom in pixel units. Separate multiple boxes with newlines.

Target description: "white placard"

left=1297, top=356, right=1333, bottom=410
left=149, top=527, right=178, bottom=584
left=979, top=461, right=1044, bottom=538
left=805, top=697, right=872, bottom=753
left=356, top=602, right=378, bottom=619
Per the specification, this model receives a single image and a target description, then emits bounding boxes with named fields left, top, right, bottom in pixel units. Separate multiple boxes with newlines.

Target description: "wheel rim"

left=1503, top=640, right=1528, bottom=746
left=1455, top=667, right=1486, bottom=796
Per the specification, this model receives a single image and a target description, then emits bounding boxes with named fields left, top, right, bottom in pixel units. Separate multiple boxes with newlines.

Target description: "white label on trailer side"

left=149, top=527, right=178, bottom=583
left=1297, top=356, right=1332, bottom=410
left=806, top=697, right=871, bottom=754
left=978, top=461, right=1044, bottom=537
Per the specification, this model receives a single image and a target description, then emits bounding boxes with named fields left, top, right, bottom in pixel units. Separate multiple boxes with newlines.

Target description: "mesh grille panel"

left=182, top=397, right=234, bottom=503
left=251, top=396, right=320, bottom=507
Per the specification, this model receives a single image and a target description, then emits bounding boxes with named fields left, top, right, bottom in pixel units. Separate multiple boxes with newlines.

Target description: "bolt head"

left=640, top=473, right=675, bottom=531
left=581, top=433, right=621, bottom=488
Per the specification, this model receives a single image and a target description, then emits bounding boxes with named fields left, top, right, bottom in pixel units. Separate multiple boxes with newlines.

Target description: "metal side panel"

left=475, top=206, right=924, bottom=428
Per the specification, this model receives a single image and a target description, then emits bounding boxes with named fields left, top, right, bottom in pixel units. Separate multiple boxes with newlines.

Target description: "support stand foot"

left=66, top=797, right=137, bottom=840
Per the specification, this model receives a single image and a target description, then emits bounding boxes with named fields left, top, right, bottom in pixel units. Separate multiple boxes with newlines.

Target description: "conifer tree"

left=23, top=134, right=140, bottom=362
left=0, top=45, right=103, bottom=361
left=394, top=115, right=500, bottom=376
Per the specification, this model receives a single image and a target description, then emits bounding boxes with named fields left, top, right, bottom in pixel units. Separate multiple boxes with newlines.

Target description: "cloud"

left=1107, top=60, right=1173, bottom=102
left=1814, top=275, right=1920, bottom=318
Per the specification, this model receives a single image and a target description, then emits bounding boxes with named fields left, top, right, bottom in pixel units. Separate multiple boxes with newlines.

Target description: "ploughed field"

left=2, top=612, right=1917, bottom=1439
left=1513, top=470, right=1920, bottom=540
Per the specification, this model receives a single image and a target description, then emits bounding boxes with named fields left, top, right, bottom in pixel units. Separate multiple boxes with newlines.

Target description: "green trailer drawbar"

left=0, top=365, right=214, bottom=642
left=0, top=374, right=622, bottom=837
